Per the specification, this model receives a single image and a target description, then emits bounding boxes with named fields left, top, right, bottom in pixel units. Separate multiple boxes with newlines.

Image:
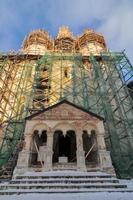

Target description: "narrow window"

left=64, top=68, right=68, bottom=78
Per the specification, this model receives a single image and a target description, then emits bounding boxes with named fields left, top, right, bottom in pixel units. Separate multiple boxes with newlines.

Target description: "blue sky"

left=0, top=0, right=133, bottom=63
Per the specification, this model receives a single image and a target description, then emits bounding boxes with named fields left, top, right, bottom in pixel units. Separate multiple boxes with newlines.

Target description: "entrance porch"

left=13, top=101, right=114, bottom=176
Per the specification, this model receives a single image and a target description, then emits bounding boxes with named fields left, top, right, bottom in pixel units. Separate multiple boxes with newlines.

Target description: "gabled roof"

left=26, top=100, right=104, bottom=121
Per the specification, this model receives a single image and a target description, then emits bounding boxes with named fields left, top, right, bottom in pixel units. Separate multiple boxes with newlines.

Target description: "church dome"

left=54, top=26, right=75, bottom=52
left=76, top=29, right=107, bottom=55
left=22, top=29, right=53, bottom=54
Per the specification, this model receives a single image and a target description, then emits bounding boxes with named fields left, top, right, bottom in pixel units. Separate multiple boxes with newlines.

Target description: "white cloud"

left=98, top=2, right=133, bottom=63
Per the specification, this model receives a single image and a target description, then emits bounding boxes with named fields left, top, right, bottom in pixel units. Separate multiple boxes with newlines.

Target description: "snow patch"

left=0, top=192, right=133, bottom=200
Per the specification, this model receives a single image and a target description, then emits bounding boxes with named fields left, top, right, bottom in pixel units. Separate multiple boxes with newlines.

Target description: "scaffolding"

left=0, top=51, right=133, bottom=178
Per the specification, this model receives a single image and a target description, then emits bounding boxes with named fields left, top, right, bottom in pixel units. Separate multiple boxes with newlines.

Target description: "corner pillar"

left=13, top=133, right=32, bottom=176
left=96, top=121, right=115, bottom=174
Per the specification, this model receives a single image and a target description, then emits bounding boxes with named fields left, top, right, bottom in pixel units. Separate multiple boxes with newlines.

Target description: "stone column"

left=96, top=121, right=115, bottom=174
left=13, top=133, right=32, bottom=176
left=44, top=129, right=53, bottom=171
left=76, top=129, right=86, bottom=171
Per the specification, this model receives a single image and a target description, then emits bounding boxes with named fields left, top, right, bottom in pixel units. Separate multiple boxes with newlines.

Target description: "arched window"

left=64, top=67, right=69, bottom=78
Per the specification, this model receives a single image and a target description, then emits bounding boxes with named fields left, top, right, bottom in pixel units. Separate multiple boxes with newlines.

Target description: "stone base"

left=98, top=150, right=115, bottom=175
left=13, top=167, right=28, bottom=178
left=13, top=150, right=31, bottom=177
left=77, top=150, right=87, bottom=171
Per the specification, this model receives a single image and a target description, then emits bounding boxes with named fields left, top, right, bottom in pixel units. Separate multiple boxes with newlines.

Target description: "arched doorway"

left=53, top=130, right=77, bottom=163
left=82, top=130, right=98, bottom=167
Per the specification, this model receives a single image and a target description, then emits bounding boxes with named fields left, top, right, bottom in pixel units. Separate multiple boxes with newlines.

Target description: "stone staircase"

left=0, top=171, right=133, bottom=195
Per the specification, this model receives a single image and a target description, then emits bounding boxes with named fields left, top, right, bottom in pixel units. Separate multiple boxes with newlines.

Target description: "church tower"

left=0, top=26, right=133, bottom=179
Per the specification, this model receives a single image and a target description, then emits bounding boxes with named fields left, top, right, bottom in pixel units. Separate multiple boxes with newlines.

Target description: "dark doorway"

left=40, top=130, right=47, bottom=146
left=59, top=133, right=71, bottom=158
left=53, top=130, right=62, bottom=163
left=53, top=130, right=77, bottom=163
left=66, top=130, right=77, bottom=162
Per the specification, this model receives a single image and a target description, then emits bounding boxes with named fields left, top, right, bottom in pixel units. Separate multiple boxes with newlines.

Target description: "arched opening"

left=82, top=130, right=98, bottom=167
left=53, top=130, right=62, bottom=163
left=66, top=130, right=77, bottom=162
left=40, top=130, right=47, bottom=145
left=53, top=130, right=77, bottom=163
left=30, top=129, right=47, bottom=167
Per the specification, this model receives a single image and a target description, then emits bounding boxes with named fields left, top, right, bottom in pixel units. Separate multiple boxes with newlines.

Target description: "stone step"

left=10, top=178, right=119, bottom=184
left=0, top=183, right=127, bottom=190
left=15, top=175, right=114, bottom=179
left=0, top=171, right=130, bottom=195
left=0, top=188, right=133, bottom=195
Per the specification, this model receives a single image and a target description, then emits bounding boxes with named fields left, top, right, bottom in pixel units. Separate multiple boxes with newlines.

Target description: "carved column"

left=44, top=128, right=53, bottom=171
left=76, top=129, right=86, bottom=171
